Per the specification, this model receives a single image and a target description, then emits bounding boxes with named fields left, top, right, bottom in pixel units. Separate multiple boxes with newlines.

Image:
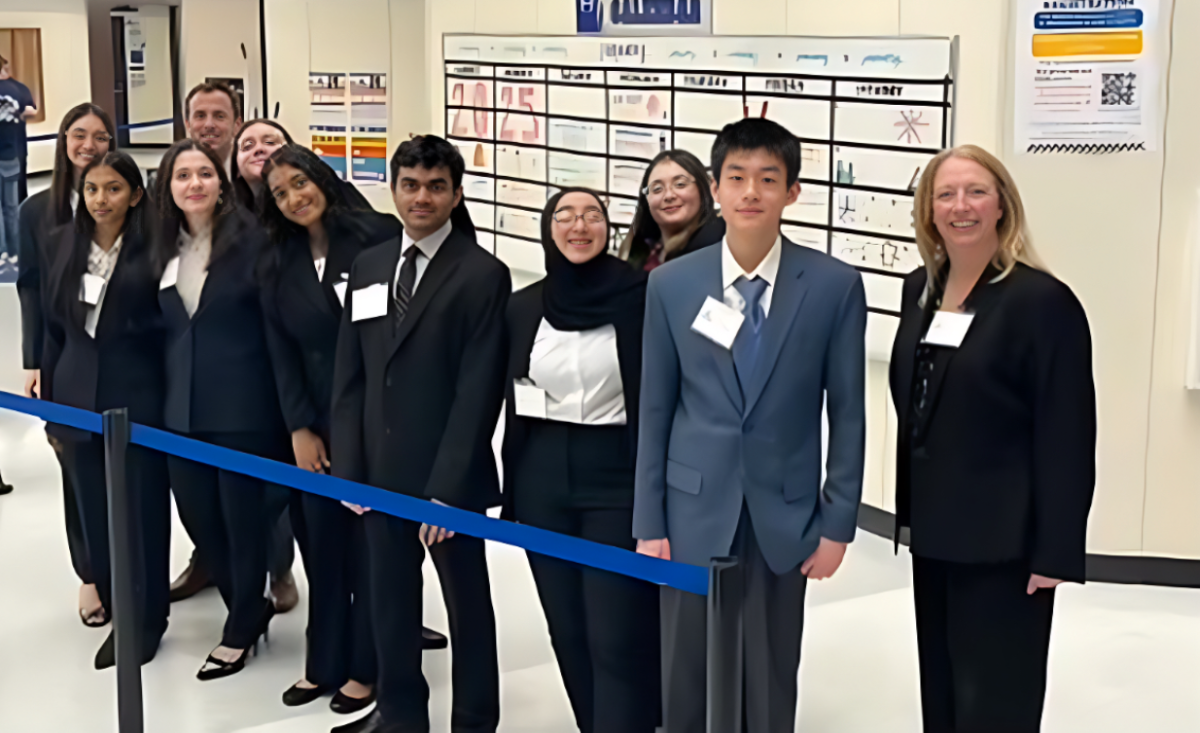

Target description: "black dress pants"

left=58, top=445, right=93, bottom=585
left=59, top=437, right=171, bottom=642
left=168, top=431, right=284, bottom=648
left=363, top=511, right=499, bottom=733
left=293, top=492, right=376, bottom=687
left=517, top=501, right=660, bottom=733
left=912, top=555, right=1056, bottom=733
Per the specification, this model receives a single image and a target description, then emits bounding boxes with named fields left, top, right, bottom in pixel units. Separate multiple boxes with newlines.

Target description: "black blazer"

left=260, top=210, right=400, bottom=438
left=159, top=207, right=286, bottom=436
left=889, top=263, right=1096, bottom=582
left=675, top=214, right=726, bottom=260
left=330, top=226, right=511, bottom=511
left=17, top=189, right=60, bottom=370
left=500, top=282, right=644, bottom=520
left=42, top=225, right=166, bottom=439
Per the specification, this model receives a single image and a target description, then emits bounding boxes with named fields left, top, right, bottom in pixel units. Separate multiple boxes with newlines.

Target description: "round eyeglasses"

left=552, top=209, right=607, bottom=225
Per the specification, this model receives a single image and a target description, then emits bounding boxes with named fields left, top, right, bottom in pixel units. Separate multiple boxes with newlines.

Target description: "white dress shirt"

left=176, top=227, right=212, bottom=318
left=314, top=255, right=326, bottom=281
left=83, top=235, right=123, bottom=338
left=394, top=219, right=453, bottom=296
left=69, top=188, right=79, bottom=212
left=527, top=318, right=627, bottom=425
left=720, top=234, right=782, bottom=319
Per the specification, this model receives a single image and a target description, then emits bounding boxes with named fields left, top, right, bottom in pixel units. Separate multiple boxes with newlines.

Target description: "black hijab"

left=540, top=187, right=645, bottom=331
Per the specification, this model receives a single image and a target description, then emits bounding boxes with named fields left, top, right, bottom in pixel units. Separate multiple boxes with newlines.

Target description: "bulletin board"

left=443, top=34, right=957, bottom=321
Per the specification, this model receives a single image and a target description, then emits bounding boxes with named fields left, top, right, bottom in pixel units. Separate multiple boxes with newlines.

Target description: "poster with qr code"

left=1014, top=0, right=1161, bottom=154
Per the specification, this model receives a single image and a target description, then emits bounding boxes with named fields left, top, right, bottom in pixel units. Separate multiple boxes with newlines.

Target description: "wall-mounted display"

left=310, top=72, right=348, bottom=180
left=577, top=0, right=713, bottom=36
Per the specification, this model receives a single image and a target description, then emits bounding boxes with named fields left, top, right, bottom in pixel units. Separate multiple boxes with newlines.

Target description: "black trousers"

left=59, top=437, right=171, bottom=641
left=58, top=445, right=93, bottom=585
left=912, top=555, right=1056, bottom=733
left=363, top=511, right=499, bottom=733
left=168, top=431, right=285, bottom=648
left=517, top=501, right=660, bottom=733
left=293, top=492, right=376, bottom=687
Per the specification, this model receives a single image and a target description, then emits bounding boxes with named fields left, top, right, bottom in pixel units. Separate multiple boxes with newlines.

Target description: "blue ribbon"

left=0, top=391, right=707, bottom=596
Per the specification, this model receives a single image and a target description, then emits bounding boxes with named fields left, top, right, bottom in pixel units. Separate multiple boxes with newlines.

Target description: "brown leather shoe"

left=271, top=570, right=300, bottom=614
left=169, top=553, right=214, bottom=602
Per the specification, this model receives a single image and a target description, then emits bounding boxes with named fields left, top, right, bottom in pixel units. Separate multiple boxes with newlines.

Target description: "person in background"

left=330, top=135, right=506, bottom=733
left=0, top=54, right=36, bottom=265
left=502, top=187, right=659, bottom=733
left=634, top=118, right=867, bottom=733
left=619, top=149, right=724, bottom=271
left=233, top=119, right=371, bottom=211
left=0, top=55, right=36, bottom=203
left=889, top=145, right=1096, bottom=733
left=17, top=102, right=114, bottom=625
left=154, top=138, right=290, bottom=680
left=43, top=151, right=170, bottom=670
left=185, top=80, right=242, bottom=177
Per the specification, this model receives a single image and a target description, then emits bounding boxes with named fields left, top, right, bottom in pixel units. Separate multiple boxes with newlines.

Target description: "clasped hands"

left=340, top=497, right=457, bottom=547
left=636, top=536, right=850, bottom=580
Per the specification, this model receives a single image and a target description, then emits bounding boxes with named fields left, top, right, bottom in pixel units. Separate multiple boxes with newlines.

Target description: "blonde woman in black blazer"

left=889, top=144, right=1095, bottom=733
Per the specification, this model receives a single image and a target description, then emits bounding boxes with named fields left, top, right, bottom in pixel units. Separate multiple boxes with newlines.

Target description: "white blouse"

left=83, top=235, right=123, bottom=338
left=527, top=318, right=626, bottom=426
left=176, top=227, right=212, bottom=318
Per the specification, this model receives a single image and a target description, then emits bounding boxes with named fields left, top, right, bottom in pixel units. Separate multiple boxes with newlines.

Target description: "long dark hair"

left=618, top=149, right=716, bottom=268
left=231, top=118, right=295, bottom=209
left=49, top=104, right=116, bottom=226
left=52, top=152, right=152, bottom=323
left=153, top=138, right=240, bottom=273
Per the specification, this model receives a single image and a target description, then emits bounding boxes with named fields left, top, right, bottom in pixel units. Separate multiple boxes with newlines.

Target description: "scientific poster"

left=350, top=73, right=388, bottom=183
left=309, top=72, right=348, bottom=180
left=1014, top=0, right=1161, bottom=154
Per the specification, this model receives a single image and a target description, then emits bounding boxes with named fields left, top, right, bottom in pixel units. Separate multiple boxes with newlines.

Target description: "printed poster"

left=350, top=73, right=388, bottom=183
left=1014, top=0, right=1161, bottom=154
left=576, top=0, right=712, bottom=36
left=310, top=72, right=348, bottom=180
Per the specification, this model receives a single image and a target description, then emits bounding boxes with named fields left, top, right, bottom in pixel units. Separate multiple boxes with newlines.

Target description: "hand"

left=24, top=369, right=39, bottom=399
left=800, top=537, right=848, bottom=580
left=292, top=427, right=331, bottom=473
left=1027, top=574, right=1064, bottom=595
left=636, top=538, right=671, bottom=561
left=341, top=501, right=371, bottom=515
left=419, top=499, right=456, bottom=546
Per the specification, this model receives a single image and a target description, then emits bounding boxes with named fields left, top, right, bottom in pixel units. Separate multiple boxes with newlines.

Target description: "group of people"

left=14, top=76, right=1097, bottom=733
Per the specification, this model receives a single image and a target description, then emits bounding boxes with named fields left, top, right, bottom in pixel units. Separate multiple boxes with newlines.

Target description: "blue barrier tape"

left=0, top=391, right=708, bottom=596
left=29, top=118, right=177, bottom=143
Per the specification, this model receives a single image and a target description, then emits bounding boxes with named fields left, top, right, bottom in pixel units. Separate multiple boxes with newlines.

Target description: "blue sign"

left=579, top=0, right=705, bottom=34
left=1034, top=10, right=1143, bottom=30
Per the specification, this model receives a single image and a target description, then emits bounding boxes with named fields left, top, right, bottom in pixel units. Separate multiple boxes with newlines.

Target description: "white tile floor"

left=1, top=406, right=1199, bottom=732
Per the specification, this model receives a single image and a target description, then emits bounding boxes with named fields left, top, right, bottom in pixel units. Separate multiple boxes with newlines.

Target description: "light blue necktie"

left=732, top=276, right=768, bottom=394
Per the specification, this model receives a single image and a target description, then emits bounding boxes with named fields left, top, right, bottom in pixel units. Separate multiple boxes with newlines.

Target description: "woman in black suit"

left=153, top=138, right=290, bottom=680
left=233, top=119, right=371, bottom=211
left=618, top=149, right=724, bottom=271
left=43, top=151, right=170, bottom=670
left=258, top=144, right=398, bottom=714
left=16, top=102, right=115, bottom=627
left=889, top=145, right=1095, bottom=733
left=502, top=188, right=659, bottom=733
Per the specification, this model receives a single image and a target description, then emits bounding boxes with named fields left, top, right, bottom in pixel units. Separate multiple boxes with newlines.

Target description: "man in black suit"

left=330, top=135, right=509, bottom=733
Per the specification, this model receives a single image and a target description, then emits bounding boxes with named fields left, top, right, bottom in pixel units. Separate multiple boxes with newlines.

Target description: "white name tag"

left=922, top=311, right=975, bottom=348
left=159, top=256, right=180, bottom=291
left=514, top=381, right=547, bottom=419
left=80, top=273, right=106, bottom=306
left=351, top=283, right=389, bottom=322
left=334, top=281, right=349, bottom=307
left=691, top=296, right=745, bottom=350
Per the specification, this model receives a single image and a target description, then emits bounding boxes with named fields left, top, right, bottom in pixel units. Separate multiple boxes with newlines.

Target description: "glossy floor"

left=0, top=408, right=1198, bottom=731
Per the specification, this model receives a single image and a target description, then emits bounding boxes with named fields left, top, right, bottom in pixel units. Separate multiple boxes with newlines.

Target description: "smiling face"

left=645, top=159, right=702, bottom=233
left=83, top=165, right=141, bottom=230
left=268, top=163, right=328, bottom=230
left=170, top=150, right=222, bottom=220
left=236, top=123, right=288, bottom=185
left=930, top=156, right=1004, bottom=259
left=392, top=164, right=462, bottom=241
left=551, top=191, right=609, bottom=265
left=712, top=148, right=800, bottom=240
left=187, top=90, right=240, bottom=163
left=65, top=114, right=112, bottom=174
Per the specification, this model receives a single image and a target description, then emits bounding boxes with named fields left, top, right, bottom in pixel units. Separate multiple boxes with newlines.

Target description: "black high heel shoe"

left=196, top=602, right=275, bottom=681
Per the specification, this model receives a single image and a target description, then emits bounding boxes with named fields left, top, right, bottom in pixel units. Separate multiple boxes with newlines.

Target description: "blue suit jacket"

left=633, top=238, right=867, bottom=575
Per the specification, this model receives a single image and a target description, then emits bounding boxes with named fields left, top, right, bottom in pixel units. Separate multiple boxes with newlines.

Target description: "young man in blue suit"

left=634, top=118, right=867, bottom=733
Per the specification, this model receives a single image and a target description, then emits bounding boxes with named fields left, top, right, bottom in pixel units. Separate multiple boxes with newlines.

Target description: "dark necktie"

left=731, top=275, right=768, bottom=394
left=393, top=246, right=419, bottom=335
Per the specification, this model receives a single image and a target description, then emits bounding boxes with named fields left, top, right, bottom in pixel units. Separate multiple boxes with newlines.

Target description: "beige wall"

left=180, top=0, right=261, bottom=119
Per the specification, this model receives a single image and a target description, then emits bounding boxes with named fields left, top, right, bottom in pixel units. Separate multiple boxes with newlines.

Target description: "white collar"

left=90, top=234, right=123, bottom=255
left=721, top=234, right=782, bottom=291
left=401, top=219, right=453, bottom=261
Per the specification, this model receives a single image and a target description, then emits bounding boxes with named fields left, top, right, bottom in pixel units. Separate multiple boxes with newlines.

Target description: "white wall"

left=179, top=0, right=262, bottom=119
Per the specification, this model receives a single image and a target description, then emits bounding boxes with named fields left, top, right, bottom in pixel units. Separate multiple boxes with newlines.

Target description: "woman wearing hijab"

left=501, top=187, right=660, bottom=733
left=618, top=149, right=724, bottom=271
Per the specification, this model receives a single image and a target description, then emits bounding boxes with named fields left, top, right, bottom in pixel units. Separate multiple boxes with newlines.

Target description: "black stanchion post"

left=706, top=556, right=742, bottom=733
left=104, top=408, right=144, bottom=733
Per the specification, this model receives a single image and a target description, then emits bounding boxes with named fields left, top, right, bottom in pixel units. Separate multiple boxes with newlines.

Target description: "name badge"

left=691, top=296, right=745, bottom=350
left=80, top=273, right=106, bottom=306
left=333, top=281, right=349, bottom=307
left=922, top=311, right=975, bottom=348
left=513, top=380, right=547, bottom=419
left=159, top=256, right=180, bottom=291
left=351, top=283, right=389, bottom=322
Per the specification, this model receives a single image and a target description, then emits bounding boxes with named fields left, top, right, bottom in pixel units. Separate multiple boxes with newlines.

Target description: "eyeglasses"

left=643, top=176, right=696, bottom=198
left=552, top=209, right=606, bottom=225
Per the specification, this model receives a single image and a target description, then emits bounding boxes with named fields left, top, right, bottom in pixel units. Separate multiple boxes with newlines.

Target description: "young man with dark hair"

left=330, top=134, right=508, bottom=733
left=634, top=117, right=867, bottom=732
left=185, top=81, right=243, bottom=176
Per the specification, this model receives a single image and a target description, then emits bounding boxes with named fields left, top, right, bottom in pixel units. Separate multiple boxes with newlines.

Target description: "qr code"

left=1102, top=73, right=1138, bottom=107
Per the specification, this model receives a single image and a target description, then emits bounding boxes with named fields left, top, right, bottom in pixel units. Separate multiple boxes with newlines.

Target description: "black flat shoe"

left=330, top=687, right=377, bottom=715
left=283, top=682, right=332, bottom=707
left=421, top=626, right=447, bottom=650
left=94, top=630, right=162, bottom=670
left=80, top=605, right=109, bottom=628
left=0, top=482, right=13, bottom=495
left=331, top=709, right=390, bottom=733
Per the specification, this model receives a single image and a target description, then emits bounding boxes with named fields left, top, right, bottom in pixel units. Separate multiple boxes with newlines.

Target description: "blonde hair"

left=914, top=144, right=1047, bottom=287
